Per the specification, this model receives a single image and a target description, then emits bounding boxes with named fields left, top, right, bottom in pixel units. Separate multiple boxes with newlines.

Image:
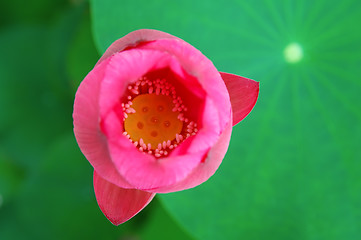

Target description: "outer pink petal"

left=149, top=119, right=232, bottom=193
left=93, top=171, right=155, bottom=225
left=97, top=29, right=179, bottom=65
left=73, top=57, right=132, bottom=189
left=220, top=72, right=259, bottom=126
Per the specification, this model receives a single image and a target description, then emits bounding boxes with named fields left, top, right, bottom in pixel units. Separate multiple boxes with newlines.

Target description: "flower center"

left=122, top=76, right=198, bottom=158
left=124, top=93, right=183, bottom=150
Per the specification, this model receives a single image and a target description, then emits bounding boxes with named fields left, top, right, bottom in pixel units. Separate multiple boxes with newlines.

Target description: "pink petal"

left=150, top=119, right=232, bottom=193
left=140, top=39, right=232, bottom=131
left=220, top=72, right=259, bottom=126
left=109, top=142, right=207, bottom=191
left=73, top=57, right=133, bottom=189
left=99, top=49, right=177, bottom=120
left=93, top=171, right=155, bottom=225
left=97, top=29, right=179, bottom=65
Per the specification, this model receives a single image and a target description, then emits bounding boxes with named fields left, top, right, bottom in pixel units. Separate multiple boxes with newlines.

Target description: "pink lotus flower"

left=73, top=29, right=259, bottom=225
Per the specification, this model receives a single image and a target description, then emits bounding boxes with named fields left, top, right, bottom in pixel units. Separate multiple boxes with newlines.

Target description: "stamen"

left=162, top=141, right=167, bottom=149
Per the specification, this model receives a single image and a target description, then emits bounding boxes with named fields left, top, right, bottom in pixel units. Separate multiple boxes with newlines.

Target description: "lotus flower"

left=73, top=29, right=259, bottom=225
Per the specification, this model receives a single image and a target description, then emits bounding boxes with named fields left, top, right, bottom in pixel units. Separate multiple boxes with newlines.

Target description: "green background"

left=1, top=0, right=360, bottom=239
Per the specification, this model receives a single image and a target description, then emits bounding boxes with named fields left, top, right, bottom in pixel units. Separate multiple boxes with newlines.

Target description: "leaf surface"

left=91, top=0, right=361, bottom=239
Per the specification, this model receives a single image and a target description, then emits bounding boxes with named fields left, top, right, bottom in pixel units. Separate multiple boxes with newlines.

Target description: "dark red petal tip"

left=220, top=72, right=259, bottom=125
left=93, top=171, right=155, bottom=225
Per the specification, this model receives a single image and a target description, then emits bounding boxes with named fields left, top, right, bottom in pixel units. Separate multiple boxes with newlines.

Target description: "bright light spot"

left=284, top=42, right=303, bottom=63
